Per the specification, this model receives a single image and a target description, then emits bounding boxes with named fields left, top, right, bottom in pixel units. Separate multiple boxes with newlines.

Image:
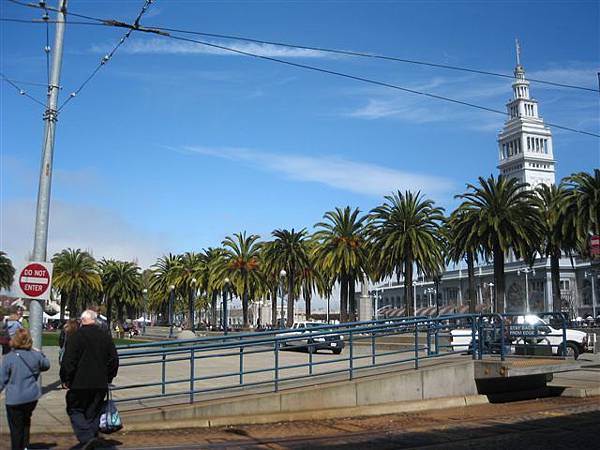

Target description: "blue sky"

left=2, top=0, right=599, bottom=275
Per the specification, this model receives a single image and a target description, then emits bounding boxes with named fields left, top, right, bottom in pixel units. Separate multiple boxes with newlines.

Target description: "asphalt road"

left=21, top=396, right=600, bottom=450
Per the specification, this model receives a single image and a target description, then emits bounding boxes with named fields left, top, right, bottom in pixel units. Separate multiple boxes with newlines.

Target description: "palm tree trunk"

left=242, top=289, right=249, bottom=329
left=60, top=290, right=68, bottom=321
left=467, top=251, right=476, bottom=314
left=340, top=271, right=348, bottom=323
left=271, top=284, right=278, bottom=328
left=304, top=287, right=311, bottom=320
left=106, top=296, right=113, bottom=331
left=68, top=290, right=78, bottom=319
left=286, top=272, right=295, bottom=327
left=210, top=291, right=218, bottom=328
left=493, top=242, right=505, bottom=314
left=404, top=259, right=414, bottom=317
left=348, top=273, right=356, bottom=322
left=550, top=248, right=561, bottom=313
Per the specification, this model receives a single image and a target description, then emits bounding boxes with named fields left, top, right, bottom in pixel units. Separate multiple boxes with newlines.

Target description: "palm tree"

left=212, top=232, right=263, bottom=328
left=202, top=247, right=225, bottom=329
left=264, top=228, right=310, bottom=327
left=52, top=248, right=102, bottom=320
left=0, top=251, right=15, bottom=291
left=150, top=254, right=180, bottom=323
left=99, top=259, right=142, bottom=328
left=534, top=184, right=576, bottom=312
left=446, top=208, right=481, bottom=313
left=313, top=207, right=369, bottom=322
left=455, top=176, right=542, bottom=313
left=260, top=241, right=284, bottom=328
left=172, top=252, right=205, bottom=329
left=369, top=191, right=445, bottom=317
left=564, top=169, right=600, bottom=253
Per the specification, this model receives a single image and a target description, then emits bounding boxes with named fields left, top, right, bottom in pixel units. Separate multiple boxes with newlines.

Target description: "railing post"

left=274, top=340, right=280, bottom=392
left=434, top=321, right=440, bottom=355
left=189, top=348, right=195, bottom=404
left=470, top=319, right=477, bottom=360
left=478, top=317, right=484, bottom=360
left=239, top=347, right=244, bottom=385
left=561, top=313, right=567, bottom=357
left=426, top=321, right=432, bottom=356
left=500, top=318, right=505, bottom=361
left=308, top=343, right=314, bottom=375
left=414, top=324, right=419, bottom=370
left=349, top=330, right=354, bottom=380
left=161, top=352, right=166, bottom=395
left=371, top=330, right=376, bottom=365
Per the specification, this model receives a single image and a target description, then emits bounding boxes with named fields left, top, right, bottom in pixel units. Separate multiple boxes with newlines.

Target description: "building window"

left=559, top=280, right=570, bottom=291
left=527, top=136, right=530, bottom=150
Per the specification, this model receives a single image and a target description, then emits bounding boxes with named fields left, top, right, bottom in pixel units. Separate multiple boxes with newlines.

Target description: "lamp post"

left=223, top=278, right=230, bottom=335
left=168, top=284, right=175, bottom=338
left=425, top=287, right=435, bottom=308
left=142, top=288, right=148, bottom=336
left=374, top=288, right=380, bottom=320
left=279, top=270, right=287, bottom=328
left=488, top=282, right=494, bottom=313
left=518, top=268, right=535, bottom=314
left=585, top=271, right=598, bottom=318
left=189, top=278, right=196, bottom=332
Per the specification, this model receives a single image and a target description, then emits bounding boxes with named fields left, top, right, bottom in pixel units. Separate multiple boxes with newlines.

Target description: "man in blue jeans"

left=60, top=310, right=119, bottom=449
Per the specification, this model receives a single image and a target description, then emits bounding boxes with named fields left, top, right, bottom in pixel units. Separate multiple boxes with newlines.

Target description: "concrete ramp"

left=121, top=359, right=483, bottom=429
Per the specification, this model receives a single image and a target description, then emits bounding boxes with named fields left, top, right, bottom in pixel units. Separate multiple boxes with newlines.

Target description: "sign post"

left=591, top=235, right=600, bottom=257
left=17, top=262, right=53, bottom=350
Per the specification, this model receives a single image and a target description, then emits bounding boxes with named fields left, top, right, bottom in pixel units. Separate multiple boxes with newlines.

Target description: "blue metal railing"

left=112, top=312, right=569, bottom=405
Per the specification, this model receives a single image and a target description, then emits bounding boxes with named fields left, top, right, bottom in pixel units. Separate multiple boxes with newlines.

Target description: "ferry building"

left=371, top=53, right=599, bottom=320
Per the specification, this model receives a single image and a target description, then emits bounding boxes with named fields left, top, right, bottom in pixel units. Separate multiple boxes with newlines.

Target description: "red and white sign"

left=592, top=235, right=600, bottom=257
left=17, top=262, right=53, bottom=301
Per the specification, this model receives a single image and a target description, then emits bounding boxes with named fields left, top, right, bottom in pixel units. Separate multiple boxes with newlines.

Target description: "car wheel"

left=560, top=342, right=579, bottom=360
left=332, top=348, right=342, bottom=355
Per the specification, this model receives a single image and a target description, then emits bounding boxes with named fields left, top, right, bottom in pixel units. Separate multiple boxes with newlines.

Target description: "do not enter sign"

left=18, top=262, right=53, bottom=301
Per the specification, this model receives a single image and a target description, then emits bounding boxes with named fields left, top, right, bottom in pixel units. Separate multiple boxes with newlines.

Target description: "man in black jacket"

left=60, top=309, right=119, bottom=448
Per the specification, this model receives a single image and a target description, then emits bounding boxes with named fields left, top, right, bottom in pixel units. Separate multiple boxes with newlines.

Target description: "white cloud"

left=91, top=37, right=328, bottom=58
left=179, top=145, right=454, bottom=197
left=1, top=200, right=170, bottom=270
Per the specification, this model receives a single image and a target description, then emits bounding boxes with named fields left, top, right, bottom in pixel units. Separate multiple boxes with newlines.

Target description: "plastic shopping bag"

left=99, top=391, right=122, bottom=434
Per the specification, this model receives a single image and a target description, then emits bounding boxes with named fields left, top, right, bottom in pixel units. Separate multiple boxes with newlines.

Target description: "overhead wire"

left=160, top=33, right=600, bottom=138
left=4, top=0, right=598, bottom=94
left=56, top=0, right=156, bottom=112
left=0, top=72, right=47, bottom=107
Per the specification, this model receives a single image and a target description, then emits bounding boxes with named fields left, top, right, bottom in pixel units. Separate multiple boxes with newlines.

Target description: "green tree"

left=446, top=208, right=481, bottom=313
left=455, top=176, right=542, bottom=313
left=202, top=247, right=225, bottom=329
left=564, top=169, right=600, bottom=253
left=313, top=207, right=369, bottom=322
left=172, top=252, right=205, bottom=329
left=99, top=259, right=142, bottom=328
left=212, top=232, right=263, bottom=328
left=52, top=248, right=102, bottom=320
left=0, top=251, right=15, bottom=291
left=150, top=254, right=180, bottom=323
left=264, top=228, right=310, bottom=327
left=369, top=191, right=445, bottom=317
left=535, top=184, right=576, bottom=312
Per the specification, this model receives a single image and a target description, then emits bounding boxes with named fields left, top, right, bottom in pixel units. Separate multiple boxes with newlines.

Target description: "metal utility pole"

left=30, top=0, right=68, bottom=351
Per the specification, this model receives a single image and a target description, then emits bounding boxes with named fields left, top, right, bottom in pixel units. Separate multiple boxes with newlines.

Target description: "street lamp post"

left=223, top=278, right=230, bottom=335
left=518, top=268, right=535, bottom=314
left=374, top=288, right=380, bottom=320
left=189, top=278, right=196, bottom=332
left=585, top=271, right=598, bottom=318
left=168, top=285, right=175, bottom=338
left=142, top=288, right=148, bottom=336
left=279, top=270, right=287, bottom=328
left=488, top=282, right=494, bottom=313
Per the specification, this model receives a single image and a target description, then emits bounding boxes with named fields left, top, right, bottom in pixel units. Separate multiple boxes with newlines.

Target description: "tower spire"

left=515, top=38, right=521, bottom=66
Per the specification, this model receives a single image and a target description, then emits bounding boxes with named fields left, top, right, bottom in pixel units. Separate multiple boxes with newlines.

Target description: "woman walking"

left=0, top=328, right=51, bottom=450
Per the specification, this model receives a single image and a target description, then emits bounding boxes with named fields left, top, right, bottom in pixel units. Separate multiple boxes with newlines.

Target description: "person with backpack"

left=0, top=328, right=51, bottom=450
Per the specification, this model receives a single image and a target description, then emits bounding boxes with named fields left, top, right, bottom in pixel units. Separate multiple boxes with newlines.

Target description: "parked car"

left=278, top=322, right=345, bottom=354
left=450, top=315, right=588, bottom=359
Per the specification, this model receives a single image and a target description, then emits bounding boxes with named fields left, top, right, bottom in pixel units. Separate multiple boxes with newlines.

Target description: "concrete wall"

left=124, top=360, right=479, bottom=427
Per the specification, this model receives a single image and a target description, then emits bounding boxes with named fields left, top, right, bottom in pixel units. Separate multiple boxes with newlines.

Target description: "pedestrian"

left=58, top=318, right=79, bottom=364
left=6, top=309, right=23, bottom=338
left=0, top=328, right=51, bottom=450
left=60, top=309, right=119, bottom=449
